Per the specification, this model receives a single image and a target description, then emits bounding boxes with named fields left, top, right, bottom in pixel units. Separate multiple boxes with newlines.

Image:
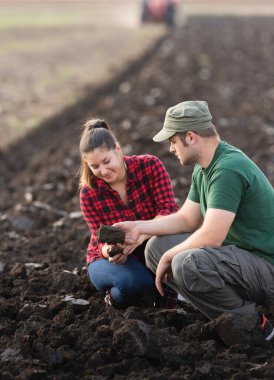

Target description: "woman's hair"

left=79, top=119, right=118, bottom=188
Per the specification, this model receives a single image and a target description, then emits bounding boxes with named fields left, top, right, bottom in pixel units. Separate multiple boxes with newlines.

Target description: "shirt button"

left=129, top=199, right=133, bottom=203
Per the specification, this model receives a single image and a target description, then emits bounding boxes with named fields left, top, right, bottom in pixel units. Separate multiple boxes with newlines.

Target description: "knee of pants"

left=89, top=262, right=153, bottom=296
left=112, top=271, right=154, bottom=304
left=172, top=249, right=222, bottom=293
left=145, top=235, right=166, bottom=270
left=172, top=251, right=191, bottom=289
left=121, top=272, right=153, bottom=294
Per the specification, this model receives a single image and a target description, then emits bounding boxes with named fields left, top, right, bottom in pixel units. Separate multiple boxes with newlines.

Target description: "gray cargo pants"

left=145, top=233, right=274, bottom=320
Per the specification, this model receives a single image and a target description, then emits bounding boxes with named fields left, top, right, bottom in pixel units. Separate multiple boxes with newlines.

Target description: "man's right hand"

left=112, top=221, right=141, bottom=245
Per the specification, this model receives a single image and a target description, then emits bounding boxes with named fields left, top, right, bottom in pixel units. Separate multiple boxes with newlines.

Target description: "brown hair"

left=177, top=124, right=218, bottom=146
left=79, top=119, right=118, bottom=188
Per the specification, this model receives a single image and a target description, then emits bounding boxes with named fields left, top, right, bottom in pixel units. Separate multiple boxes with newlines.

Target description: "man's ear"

left=187, top=131, right=198, bottom=144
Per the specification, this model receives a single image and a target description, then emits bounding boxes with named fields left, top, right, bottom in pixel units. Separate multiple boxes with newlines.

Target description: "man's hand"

left=113, top=221, right=141, bottom=245
left=155, top=251, right=174, bottom=296
left=122, top=234, right=150, bottom=255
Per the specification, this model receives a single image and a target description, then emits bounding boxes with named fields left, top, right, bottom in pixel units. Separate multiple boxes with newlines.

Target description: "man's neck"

left=198, top=138, right=221, bottom=169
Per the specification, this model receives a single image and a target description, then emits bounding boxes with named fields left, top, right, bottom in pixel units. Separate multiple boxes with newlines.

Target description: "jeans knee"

left=113, top=271, right=153, bottom=303
left=126, top=272, right=153, bottom=293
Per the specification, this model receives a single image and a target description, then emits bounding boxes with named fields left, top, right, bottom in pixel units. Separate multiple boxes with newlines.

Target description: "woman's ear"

left=116, top=145, right=121, bottom=153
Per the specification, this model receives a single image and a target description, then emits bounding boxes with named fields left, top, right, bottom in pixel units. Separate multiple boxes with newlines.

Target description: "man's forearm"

left=136, top=212, right=193, bottom=236
left=165, top=226, right=223, bottom=260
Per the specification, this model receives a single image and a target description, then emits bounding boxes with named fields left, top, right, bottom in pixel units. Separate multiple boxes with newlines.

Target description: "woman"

left=79, top=118, right=178, bottom=309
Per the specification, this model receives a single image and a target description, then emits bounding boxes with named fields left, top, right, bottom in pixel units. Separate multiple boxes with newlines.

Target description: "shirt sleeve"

left=187, top=169, right=200, bottom=203
left=148, top=156, right=179, bottom=216
left=207, top=169, right=246, bottom=213
left=79, top=187, right=104, bottom=260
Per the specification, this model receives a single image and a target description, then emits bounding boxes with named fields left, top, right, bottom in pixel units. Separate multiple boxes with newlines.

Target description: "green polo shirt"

left=188, top=141, right=274, bottom=264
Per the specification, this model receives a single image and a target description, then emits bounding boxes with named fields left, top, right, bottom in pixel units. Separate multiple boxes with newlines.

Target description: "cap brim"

left=152, top=129, right=175, bottom=142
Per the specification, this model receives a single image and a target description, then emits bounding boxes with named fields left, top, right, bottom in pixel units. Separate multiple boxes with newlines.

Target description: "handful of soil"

left=107, top=246, right=123, bottom=257
left=97, top=225, right=125, bottom=257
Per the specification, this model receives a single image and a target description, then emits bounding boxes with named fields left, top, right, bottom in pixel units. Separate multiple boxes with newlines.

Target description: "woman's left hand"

left=109, top=252, right=127, bottom=265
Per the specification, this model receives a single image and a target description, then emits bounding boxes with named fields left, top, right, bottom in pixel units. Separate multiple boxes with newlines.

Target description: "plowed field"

left=1, top=10, right=274, bottom=380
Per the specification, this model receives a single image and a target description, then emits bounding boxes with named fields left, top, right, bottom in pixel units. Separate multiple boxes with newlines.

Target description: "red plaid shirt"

left=80, top=155, right=178, bottom=264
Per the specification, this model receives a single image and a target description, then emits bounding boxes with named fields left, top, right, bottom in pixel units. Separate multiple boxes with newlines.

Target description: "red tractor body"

left=147, top=0, right=168, bottom=20
left=141, top=0, right=178, bottom=26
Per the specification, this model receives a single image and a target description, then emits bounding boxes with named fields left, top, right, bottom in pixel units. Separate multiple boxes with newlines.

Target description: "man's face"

left=169, top=134, right=196, bottom=166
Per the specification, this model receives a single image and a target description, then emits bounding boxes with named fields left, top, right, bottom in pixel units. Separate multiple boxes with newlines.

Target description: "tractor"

left=141, top=0, right=178, bottom=27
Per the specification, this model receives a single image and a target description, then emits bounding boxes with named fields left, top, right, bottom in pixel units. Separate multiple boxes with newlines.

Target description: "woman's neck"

left=111, top=160, right=127, bottom=187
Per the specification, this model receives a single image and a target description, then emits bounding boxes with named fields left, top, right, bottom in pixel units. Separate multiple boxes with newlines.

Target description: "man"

left=115, top=100, right=274, bottom=340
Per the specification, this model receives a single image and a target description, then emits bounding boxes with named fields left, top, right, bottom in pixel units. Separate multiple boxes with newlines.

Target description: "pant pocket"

left=218, top=245, right=251, bottom=290
left=181, top=249, right=226, bottom=292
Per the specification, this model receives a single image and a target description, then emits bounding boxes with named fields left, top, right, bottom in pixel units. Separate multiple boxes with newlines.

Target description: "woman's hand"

left=108, top=251, right=127, bottom=265
left=102, top=243, right=128, bottom=264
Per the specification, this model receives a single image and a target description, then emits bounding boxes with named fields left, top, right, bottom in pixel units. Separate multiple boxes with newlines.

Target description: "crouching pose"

left=115, top=100, right=274, bottom=339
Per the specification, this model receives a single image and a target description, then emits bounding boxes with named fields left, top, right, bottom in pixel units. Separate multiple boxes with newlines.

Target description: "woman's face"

left=84, top=146, right=124, bottom=184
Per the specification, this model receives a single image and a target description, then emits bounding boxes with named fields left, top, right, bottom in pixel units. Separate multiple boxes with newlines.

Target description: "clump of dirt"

left=1, top=16, right=274, bottom=379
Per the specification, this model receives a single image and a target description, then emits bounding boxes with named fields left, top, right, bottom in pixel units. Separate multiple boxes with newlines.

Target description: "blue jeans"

left=88, top=256, right=154, bottom=306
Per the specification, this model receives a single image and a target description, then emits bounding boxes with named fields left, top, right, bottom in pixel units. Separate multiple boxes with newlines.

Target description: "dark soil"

left=1, top=16, right=274, bottom=379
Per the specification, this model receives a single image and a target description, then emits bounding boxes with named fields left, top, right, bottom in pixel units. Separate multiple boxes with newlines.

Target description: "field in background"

left=0, top=1, right=166, bottom=148
left=0, top=1, right=143, bottom=30
left=183, top=0, right=274, bottom=16
left=1, top=0, right=274, bottom=148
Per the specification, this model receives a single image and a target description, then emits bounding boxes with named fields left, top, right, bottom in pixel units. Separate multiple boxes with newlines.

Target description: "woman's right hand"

left=108, top=252, right=127, bottom=265
left=102, top=243, right=127, bottom=264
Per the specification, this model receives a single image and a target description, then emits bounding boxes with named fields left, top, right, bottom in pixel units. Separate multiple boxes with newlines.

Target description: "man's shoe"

left=260, top=313, right=274, bottom=341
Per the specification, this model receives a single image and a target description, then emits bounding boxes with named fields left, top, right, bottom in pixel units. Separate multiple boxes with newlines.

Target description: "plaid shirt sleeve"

left=80, top=186, right=105, bottom=261
left=145, top=155, right=178, bottom=216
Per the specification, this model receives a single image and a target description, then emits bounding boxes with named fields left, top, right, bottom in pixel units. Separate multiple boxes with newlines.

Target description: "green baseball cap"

left=153, top=100, right=212, bottom=142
